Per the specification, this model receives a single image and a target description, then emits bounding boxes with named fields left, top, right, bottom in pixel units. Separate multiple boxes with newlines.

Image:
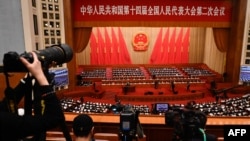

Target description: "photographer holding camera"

left=0, top=44, right=73, bottom=141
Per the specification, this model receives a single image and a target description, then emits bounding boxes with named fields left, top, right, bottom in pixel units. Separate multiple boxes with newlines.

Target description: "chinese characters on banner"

left=73, top=0, right=232, bottom=22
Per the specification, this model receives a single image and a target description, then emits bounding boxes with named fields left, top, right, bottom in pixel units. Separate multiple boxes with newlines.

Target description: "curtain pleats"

left=73, top=27, right=92, bottom=53
left=204, top=28, right=226, bottom=74
left=75, top=27, right=225, bottom=74
left=212, top=28, right=230, bottom=52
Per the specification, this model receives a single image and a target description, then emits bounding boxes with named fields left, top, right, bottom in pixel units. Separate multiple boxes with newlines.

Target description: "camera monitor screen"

left=153, top=103, right=169, bottom=114
left=49, top=68, right=69, bottom=88
left=156, top=103, right=169, bottom=112
left=239, top=65, right=250, bottom=84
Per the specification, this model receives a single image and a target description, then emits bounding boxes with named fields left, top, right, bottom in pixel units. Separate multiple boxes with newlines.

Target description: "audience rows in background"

left=77, top=65, right=215, bottom=86
left=60, top=94, right=250, bottom=117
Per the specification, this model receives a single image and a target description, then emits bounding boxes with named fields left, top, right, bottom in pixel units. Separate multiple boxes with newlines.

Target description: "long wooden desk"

left=65, top=113, right=250, bottom=125
left=63, top=113, right=250, bottom=141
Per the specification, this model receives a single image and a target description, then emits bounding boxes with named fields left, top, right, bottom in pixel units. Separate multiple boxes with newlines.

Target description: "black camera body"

left=120, top=112, right=137, bottom=136
left=119, top=105, right=137, bottom=136
left=165, top=108, right=207, bottom=141
left=3, top=44, right=73, bottom=72
left=119, top=105, right=144, bottom=141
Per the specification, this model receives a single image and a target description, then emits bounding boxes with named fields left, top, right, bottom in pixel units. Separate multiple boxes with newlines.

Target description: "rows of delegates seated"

left=181, top=66, right=215, bottom=77
left=60, top=98, right=150, bottom=114
left=60, top=94, right=250, bottom=116
left=79, top=68, right=106, bottom=78
left=102, top=67, right=148, bottom=85
left=77, top=68, right=106, bottom=86
left=147, top=67, right=183, bottom=78
left=147, top=67, right=204, bottom=84
left=111, top=67, right=146, bottom=79
left=77, top=65, right=217, bottom=86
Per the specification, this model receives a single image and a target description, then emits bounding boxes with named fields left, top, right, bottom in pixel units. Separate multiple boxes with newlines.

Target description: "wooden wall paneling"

left=226, top=0, right=247, bottom=84
left=63, top=0, right=77, bottom=91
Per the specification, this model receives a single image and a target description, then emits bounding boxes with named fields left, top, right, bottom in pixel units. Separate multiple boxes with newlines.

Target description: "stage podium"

left=122, top=84, right=136, bottom=94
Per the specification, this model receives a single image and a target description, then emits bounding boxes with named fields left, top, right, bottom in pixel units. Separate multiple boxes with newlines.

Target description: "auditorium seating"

left=61, top=99, right=112, bottom=113
left=76, top=64, right=220, bottom=86
left=60, top=98, right=150, bottom=114
left=112, top=67, right=145, bottom=79
left=60, top=94, right=250, bottom=116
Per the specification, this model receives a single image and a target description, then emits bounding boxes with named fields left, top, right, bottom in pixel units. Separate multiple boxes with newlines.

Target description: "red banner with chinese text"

left=73, top=0, right=232, bottom=22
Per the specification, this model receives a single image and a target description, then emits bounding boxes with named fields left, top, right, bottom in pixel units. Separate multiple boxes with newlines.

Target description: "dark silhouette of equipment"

left=170, top=81, right=178, bottom=94
left=210, top=80, right=217, bottom=90
left=154, top=80, right=159, bottom=89
left=165, top=107, right=217, bottom=141
left=222, top=72, right=227, bottom=82
left=186, top=81, right=190, bottom=91
left=119, top=105, right=144, bottom=141
left=211, top=85, right=243, bottom=103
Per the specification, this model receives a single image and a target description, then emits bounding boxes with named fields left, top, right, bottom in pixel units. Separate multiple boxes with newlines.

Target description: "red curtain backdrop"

left=90, top=27, right=132, bottom=65
left=90, top=27, right=190, bottom=65
left=175, top=28, right=183, bottom=63
left=161, top=28, right=170, bottom=64
left=182, top=28, right=190, bottom=63
left=90, top=31, right=98, bottom=64
left=168, top=28, right=176, bottom=63
left=149, top=27, right=190, bottom=64
left=118, top=27, right=132, bottom=64
left=104, top=27, right=111, bottom=63
left=97, top=27, right=105, bottom=64
left=149, top=28, right=163, bottom=64
left=111, top=27, right=119, bottom=64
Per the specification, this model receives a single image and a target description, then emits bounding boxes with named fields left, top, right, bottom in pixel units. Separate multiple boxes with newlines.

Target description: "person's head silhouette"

left=73, top=114, right=94, bottom=141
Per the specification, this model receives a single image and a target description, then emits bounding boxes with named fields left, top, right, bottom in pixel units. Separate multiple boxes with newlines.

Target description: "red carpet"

left=63, top=82, right=245, bottom=108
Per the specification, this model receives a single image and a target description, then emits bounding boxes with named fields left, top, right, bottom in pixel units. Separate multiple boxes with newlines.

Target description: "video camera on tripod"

left=118, top=105, right=144, bottom=141
left=165, top=107, right=208, bottom=141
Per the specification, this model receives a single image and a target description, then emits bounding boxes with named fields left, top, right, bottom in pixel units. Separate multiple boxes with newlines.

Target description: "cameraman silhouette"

left=188, top=111, right=217, bottom=141
left=0, top=52, right=70, bottom=140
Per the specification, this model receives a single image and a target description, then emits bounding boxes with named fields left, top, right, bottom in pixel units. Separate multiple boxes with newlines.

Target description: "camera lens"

left=34, top=44, right=73, bottom=65
left=3, top=44, right=73, bottom=72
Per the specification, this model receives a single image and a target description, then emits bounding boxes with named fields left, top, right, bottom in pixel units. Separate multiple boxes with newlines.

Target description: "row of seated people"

left=147, top=67, right=184, bottom=77
left=181, top=67, right=215, bottom=76
left=78, top=66, right=216, bottom=80
left=101, top=77, right=204, bottom=86
left=78, top=69, right=107, bottom=78
left=105, top=76, right=147, bottom=80
left=60, top=94, right=250, bottom=117
left=112, top=68, right=145, bottom=78
left=60, top=98, right=151, bottom=114
left=188, top=94, right=250, bottom=116
left=77, top=80, right=93, bottom=86
left=148, top=66, right=217, bottom=78
left=77, top=78, right=204, bottom=86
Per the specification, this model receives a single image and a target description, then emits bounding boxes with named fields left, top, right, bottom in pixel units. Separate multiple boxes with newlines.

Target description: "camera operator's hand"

left=19, top=52, right=49, bottom=86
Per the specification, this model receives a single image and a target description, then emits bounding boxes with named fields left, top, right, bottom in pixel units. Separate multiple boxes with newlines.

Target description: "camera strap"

left=3, top=71, right=18, bottom=114
left=198, top=128, right=206, bottom=141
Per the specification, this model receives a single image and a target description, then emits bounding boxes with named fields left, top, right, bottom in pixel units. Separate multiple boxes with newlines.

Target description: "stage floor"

left=62, top=82, right=241, bottom=106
